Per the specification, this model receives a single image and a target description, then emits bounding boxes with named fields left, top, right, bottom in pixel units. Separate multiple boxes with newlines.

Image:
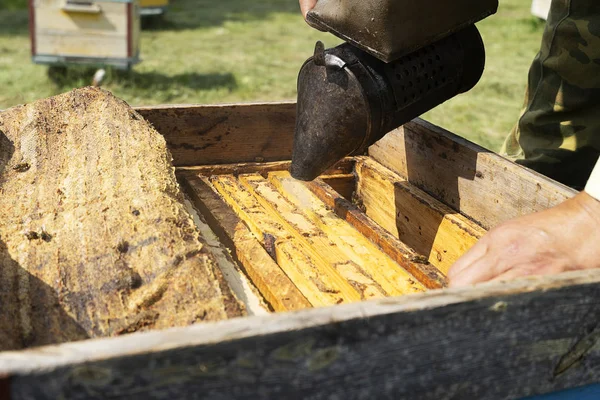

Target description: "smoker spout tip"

left=290, top=175, right=315, bottom=182
left=289, top=172, right=313, bottom=182
left=291, top=43, right=371, bottom=183
left=289, top=162, right=321, bottom=182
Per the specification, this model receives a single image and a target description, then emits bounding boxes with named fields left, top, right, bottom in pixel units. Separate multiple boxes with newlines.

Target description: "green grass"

left=1, top=0, right=26, bottom=10
left=423, top=3, right=547, bottom=150
left=0, top=0, right=545, bottom=151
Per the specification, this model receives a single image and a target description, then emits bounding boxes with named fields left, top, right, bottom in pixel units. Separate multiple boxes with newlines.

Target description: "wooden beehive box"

left=2, top=102, right=599, bottom=400
left=29, top=0, right=141, bottom=69
left=139, top=0, right=168, bottom=16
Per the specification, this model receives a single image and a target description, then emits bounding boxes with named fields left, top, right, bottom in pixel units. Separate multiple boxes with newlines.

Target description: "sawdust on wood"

left=0, top=87, right=245, bottom=351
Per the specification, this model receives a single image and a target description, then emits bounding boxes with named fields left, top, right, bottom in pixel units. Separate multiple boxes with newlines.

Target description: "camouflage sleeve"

left=501, top=0, right=600, bottom=190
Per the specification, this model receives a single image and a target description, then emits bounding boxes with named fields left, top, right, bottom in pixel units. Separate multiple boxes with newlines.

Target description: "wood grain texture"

left=0, top=88, right=244, bottom=351
left=368, top=119, right=577, bottom=230
left=136, top=103, right=296, bottom=167
left=180, top=173, right=311, bottom=313
left=211, top=175, right=361, bottom=306
left=319, top=173, right=356, bottom=201
left=241, top=174, right=391, bottom=301
left=0, top=99, right=590, bottom=399
left=355, top=157, right=486, bottom=274
left=241, top=174, right=416, bottom=300
left=177, top=158, right=354, bottom=178
left=182, top=198, right=269, bottom=316
left=305, top=178, right=448, bottom=289
left=4, top=270, right=600, bottom=400
left=265, top=172, right=425, bottom=296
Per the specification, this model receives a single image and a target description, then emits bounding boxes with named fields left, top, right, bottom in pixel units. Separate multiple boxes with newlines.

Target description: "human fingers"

left=448, top=255, right=500, bottom=288
left=488, top=265, right=538, bottom=283
left=299, top=0, right=317, bottom=18
left=447, top=239, right=488, bottom=281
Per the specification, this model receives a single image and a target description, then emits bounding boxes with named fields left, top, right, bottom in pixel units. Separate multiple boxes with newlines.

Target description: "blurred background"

left=0, top=0, right=547, bottom=151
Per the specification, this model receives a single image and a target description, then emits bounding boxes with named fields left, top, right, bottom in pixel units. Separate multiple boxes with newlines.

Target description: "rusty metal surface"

left=291, top=43, right=370, bottom=181
left=306, top=0, right=498, bottom=62
left=291, top=26, right=486, bottom=181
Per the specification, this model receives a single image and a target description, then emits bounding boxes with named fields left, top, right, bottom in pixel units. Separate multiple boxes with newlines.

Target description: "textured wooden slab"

left=265, top=172, right=425, bottom=296
left=355, top=157, right=486, bottom=274
left=0, top=101, right=589, bottom=399
left=368, top=119, right=576, bottom=230
left=180, top=173, right=311, bottom=313
left=0, top=88, right=244, bottom=351
left=136, top=103, right=297, bottom=167
left=5, top=270, right=600, bottom=400
left=304, top=178, right=448, bottom=289
left=211, top=174, right=361, bottom=306
left=182, top=198, right=269, bottom=316
left=190, top=170, right=427, bottom=310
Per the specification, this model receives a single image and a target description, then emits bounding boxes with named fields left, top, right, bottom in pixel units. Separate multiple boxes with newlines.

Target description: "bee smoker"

left=290, top=0, right=498, bottom=181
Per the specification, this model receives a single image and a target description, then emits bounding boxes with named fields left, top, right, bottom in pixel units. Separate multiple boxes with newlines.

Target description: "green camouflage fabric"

left=502, top=0, right=600, bottom=190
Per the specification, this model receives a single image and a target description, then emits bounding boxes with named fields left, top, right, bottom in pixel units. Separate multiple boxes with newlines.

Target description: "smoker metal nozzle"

left=290, top=25, right=486, bottom=181
left=290, top=42, right=369, bottom=181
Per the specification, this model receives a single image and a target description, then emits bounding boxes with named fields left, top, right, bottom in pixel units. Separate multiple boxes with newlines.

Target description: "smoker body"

left=291, top=0, right=499, bottom=180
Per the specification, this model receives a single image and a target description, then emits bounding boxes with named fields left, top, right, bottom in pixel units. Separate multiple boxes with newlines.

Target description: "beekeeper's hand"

left=299, top=0, right=317, bottom=19
left=448, top=192, right=600, bottom=287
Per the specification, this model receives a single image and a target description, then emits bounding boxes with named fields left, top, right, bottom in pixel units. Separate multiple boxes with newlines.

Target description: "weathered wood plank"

left=4, top=270, right=600, bottom=400
left=355, top=157, right=486, bottom=274
left=319, top=173, right=356, bottom=201
left=136, top=103, right=296, bottom=167
left=176, top=158, right=355, bottom=178
left=238, top=174, right=391, bottom=300
left=369, top=119, right=577, bottom=230
left=0, top=100, right=590, bottom=399
left=265, top=172, right=425, bottom=296
left=180, top=173, right=311, bottom=312
left=182, top=198, right=269, bottom=316
left=178, top=160, right=294, bottom=176
left=211, top=175, right=361, bottom=306
left=305, top=178, right=448, bottom=289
